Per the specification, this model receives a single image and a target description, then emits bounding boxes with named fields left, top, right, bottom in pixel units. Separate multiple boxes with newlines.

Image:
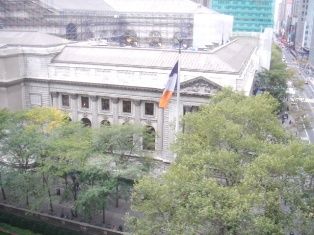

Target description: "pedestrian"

left=289, top=120, right=292, bottom=125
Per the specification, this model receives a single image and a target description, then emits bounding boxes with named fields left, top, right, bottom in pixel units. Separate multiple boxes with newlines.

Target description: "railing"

left=0, top=203, right=126, bottom=235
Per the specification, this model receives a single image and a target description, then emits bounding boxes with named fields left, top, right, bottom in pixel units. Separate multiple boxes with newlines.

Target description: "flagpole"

left=175, top=40, right=182, bottom=133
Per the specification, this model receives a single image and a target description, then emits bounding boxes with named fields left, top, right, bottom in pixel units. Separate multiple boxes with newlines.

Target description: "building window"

left=101, top=98, right=110, bottom=111
left=145, top=102, right=154, bottom=115
left=101, top=120, right=110, bottom=126
left=183, top=105, right=199, bottom=133
left=81, top=118, right=91, bottom=127
left=81, top=96, right=89, bottom=108
left=143, top=126, right=155, bottom=150
left=62, top=94, right=70, bottom=107
left=183, top=105, right=199, bottom=115
left=122, top=100, right=132, bottom=113
left=30, top=94, right=42, bottom=107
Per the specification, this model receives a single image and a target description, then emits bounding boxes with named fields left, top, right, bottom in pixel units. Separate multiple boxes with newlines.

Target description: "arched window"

left=81, top=118, right=91, bottom=127
left=143, top=126, right=155, bottom=151
left=66, top=23, right=77, bottom=40
left=149, top=31, right=162, bottom=48
left=64, top=116, right=72, bottom=122
left=123, top=30, right=138, bottom=47
left=101, top=120, right=110, bottom=126
left=173, top=32, right=190, bottom=49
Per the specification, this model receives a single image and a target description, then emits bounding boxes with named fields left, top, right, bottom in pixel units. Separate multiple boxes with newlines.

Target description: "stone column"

left=70, top=94, right=78, bottom=122
left=91, top=96, right=98, bottom=127
left=156, top=104, right=164, bottom=152
left=111, top=98, right=119, bottom=124
left=51, top=92, right=59, bottom=108
left=133, top=100, right=141, bottom=123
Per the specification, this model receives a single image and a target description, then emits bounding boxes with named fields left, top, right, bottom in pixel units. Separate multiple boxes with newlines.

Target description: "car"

left=305, top=80, right=309, bottom=84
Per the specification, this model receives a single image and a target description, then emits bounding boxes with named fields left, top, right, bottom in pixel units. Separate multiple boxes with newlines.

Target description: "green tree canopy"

left=128, top=90, right=314, bottom=235
left=255, top=44, right=292, bottom=109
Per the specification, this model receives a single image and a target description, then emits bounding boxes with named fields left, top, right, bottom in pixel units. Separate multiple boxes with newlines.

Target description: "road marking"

left=294, top=102, right=311, bottom=143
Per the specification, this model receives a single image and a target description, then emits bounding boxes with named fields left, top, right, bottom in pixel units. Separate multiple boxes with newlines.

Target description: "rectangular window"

left=145, top=102, right=154, bottom=116
left=30, top=94, right=42, bottom=106
left=101, top=98, right=110, bottom=111
left=81, top=96, right=89, bottom=109
left=183, top=105, right=199, bottom=115
left=62, top=94, right=70, bottom=107
left=123, top=100, right=131, bottom=113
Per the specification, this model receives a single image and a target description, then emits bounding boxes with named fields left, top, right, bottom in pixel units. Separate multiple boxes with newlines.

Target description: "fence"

left=0, top=203, right=125, bottom=235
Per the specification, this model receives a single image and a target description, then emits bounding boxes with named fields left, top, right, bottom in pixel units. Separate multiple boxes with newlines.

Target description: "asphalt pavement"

left=282, top=47, right=314, bottom=143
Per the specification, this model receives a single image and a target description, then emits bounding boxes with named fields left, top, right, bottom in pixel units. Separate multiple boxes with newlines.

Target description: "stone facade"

left=0, top=32, right=263, bottom=161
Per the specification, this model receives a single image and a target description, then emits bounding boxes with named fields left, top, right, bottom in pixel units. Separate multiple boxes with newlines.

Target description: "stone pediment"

left=180, top=77, right=221, bottom=96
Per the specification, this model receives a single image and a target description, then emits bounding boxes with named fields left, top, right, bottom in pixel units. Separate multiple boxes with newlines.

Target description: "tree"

left=0, top=109, right=12, bottom=200
left=128, top=89, right=314, bottom=235
left=93, top=124, right=151, bottom=208
left=0, top=115, right=44, bottom=207
left=23, top=107, right=69, bottom=213
left=0, top=107, right=69, bottom=210
left=76, top=165, right=115, bottom=223
left=44, top=122, right=92, bottom=202
left=255, top=44, right=293, bottom=109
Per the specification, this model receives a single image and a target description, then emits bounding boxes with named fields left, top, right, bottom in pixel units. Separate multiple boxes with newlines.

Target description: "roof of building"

left=40, top=0, right=219, bottom=14
left=0, top=31, right=69, bottom=47
left=53, top=37, right=258, bottom=73
left=103, top=0, right=218, bottom=14
left=40, top=0, right=114, bottom=12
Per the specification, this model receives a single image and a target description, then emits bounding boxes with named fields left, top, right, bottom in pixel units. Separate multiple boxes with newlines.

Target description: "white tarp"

left=193, top=12, right=233, bottom=49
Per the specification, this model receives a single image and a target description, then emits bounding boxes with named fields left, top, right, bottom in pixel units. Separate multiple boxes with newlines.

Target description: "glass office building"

left=211, top=0, right=275, bottom=32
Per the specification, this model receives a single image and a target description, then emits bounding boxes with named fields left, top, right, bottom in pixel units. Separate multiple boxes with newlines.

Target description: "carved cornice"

left=51, top=92, right=59, bottom=97
left=90, top=95, right=98, bottom=102
left=70, top=94, right=78, bottom=99
left=181, top=77, right=221, bottom=95
left=111, top=98, right=119, bottom=104
left=133, top=100, right=141, bottom=106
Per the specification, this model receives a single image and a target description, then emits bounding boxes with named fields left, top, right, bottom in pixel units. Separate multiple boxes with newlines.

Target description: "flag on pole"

left=159, top=61, right=179, bottom=108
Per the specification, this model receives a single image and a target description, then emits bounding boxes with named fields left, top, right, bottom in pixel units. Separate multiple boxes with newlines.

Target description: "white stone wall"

left=0, top=40, right=261, bottom=161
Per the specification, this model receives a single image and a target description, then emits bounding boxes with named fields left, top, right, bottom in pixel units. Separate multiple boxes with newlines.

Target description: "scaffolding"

left=0, top=0, right=195, bottom=48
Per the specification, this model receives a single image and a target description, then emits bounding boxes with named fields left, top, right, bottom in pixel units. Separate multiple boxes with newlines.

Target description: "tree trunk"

left=115, top=184, right=119, bottom=208
left=64, top=175, right=68, bottom=189
left=43, top=174, right=54, bottom=214
left=102, top=203, right=106, bottom=224
left=26, top=190, right=29, bottom=207
left=48, top=187, right=53, bottom=214
left=219, top=226, right=226, bottom=235
left=41, top=173, right=53, bottom=213
left=42, top=173, right=45, bottom=187
left=0, top=173, right=6, bottom=200
left=1, top=186, right=6, bottom=201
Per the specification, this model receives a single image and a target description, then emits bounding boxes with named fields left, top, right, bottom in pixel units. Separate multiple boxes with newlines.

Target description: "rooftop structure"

left=0, top=0, right=233, bottom=49
left=43, top=0, right=114, bottom=12
left=0, top=31, right=69, bottom=47
left=54, top=38, right=257, bottom=74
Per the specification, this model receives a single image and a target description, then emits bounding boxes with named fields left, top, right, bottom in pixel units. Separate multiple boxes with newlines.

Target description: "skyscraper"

left=191, top=0, right=210, bottom=7
left=211, top=0, right=275, bottom=32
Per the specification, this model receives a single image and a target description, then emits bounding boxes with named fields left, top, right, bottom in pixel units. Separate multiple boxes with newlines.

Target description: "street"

left=282, top=47, right=314, bottom=143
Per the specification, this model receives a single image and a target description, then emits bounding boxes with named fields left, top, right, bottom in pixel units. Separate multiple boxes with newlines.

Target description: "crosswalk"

left=295, top=97, right=314, bottom=103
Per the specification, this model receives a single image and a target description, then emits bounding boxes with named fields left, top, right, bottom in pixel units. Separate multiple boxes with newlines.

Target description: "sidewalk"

left=281, top=106, right=310, bottom=142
